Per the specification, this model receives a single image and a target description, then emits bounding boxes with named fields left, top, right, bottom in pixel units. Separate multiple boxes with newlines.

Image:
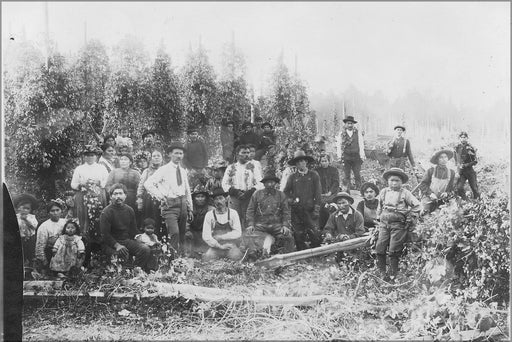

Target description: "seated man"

left=356, top=182, right=380, bottom=231
left=323, top=192, right=365, bottom=243
left=202, top=188, right=243, bottom=261
left=246, top=171, right=296, bottom=258
left=184, top=186, right=214, bottom=256
left=100, top=183, right=155, bottom=272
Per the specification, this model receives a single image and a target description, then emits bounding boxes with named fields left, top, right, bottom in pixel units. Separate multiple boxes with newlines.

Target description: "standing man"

left=140, top=130, right=156, bottom=161
left=237, top=122, right=261, bottom=148
left=387, top=125, right=416, bottom=171
left=337, top=115, right=366, bottom=191
left=144, top=142, right=193, bottom=255
left=246, top=171, right=295, bottom=256
left=454, top=131, right=480, bottom=200
left=315, top=154, right=340, bottom=229
left=183, top=127, right=209, bottom=174
left=222, top=144, right=263, bottom=230
left=255, top=122, right=276, bottom=161
left=419, top=149, right=456, bottom=214
left=283, top=150, right=323, bottom=250
left=100, top=183, right=154, bottom=272
left=221, top=120, right=236, bottom=163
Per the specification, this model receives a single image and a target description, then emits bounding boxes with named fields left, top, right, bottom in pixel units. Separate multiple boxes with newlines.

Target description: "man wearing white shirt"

left=221, top=144, right=263, bottom=230
left=336, top=116, right=366, bottom=191
left=144, top=142, right=193, bottom=255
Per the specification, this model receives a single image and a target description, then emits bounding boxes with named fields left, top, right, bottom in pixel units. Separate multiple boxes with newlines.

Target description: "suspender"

left=213, top=209, right=230, bottom=223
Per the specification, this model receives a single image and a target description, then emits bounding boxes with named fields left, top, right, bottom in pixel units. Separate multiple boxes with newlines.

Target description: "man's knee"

left=227, top=246, right=243, bottom=260
left=202, top=248, right=218, bottom=261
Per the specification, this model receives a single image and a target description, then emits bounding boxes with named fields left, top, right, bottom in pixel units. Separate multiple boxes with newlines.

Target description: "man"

left=283, top=150, right=323, bottom=250
left=222, top=144, right=263, bottom=229
left=387, top=125, right=416, bottom=171
left=254, top=116, right=264, bottom=137
left=454, top=131, right=480, bottom=200
left=315, top=155, right=340, bottom=229
left=144, top=142, right=194, bottom=255
left=100, top=183, right=154, bottom=272
left=205, top=161, right=227, bottom=193
left=221, top=120, right=236, bottom=162
left=246, top=171, right=295, bottom=257
left=202, top=188, right=243, bottom=261
left=237, top=121, right=261, bottom=148
left=140, top=130, right=156, bottom=160
left=255, top=122, right=276, bottom=161
left=247, top=144, right=263, bottom=176
left=419, top=149, right=456, bottom=214
left=184, top=185, right=214, bottom=256
left=183, top=127, right=209, bottom=174
left=337, top=115, right=366, bottom=191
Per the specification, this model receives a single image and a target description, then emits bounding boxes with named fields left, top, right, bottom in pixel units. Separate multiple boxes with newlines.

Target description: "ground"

left=21, top=146, right=510, bottom=341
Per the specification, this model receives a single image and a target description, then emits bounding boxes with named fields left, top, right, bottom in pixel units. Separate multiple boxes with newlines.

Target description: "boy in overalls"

left=201, top=188, right=243, bottom=261
left=418, top=149, right=456, bottom=215
left=376, top=168, right=420, bottom=280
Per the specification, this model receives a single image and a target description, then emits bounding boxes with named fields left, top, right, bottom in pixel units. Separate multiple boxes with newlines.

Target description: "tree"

left=266, top=53, right=294, bottom=124
left=149, top=48, right=185, bottom=142
left=71, top=40, right=110, bottom=139
left=218, top=38, right=250, bottom=128
left=5, top=53, right=84, bottom=200
left=180, top=44, right=219, bottom=128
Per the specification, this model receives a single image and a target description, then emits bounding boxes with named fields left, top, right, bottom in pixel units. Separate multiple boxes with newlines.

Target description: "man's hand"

left=218, top=244, right=231, bottom=250
left=136, top=198, right=143, bottom=210
left=187, top=210, right=194, bottom=222
left=246, top=226, right=255, bottom=234
left=440, top=192, right=448, bottom=200
left=281, top=226, right=291, bottom=236
left=336, top=234, right=350, bottom=242
left=429, top=193, right=438, bottom=201
left=115, top=244, right=129, bottom=259
left=323, top=233, right=333, bottom=243
left=324, top=191, right=332, bottom=197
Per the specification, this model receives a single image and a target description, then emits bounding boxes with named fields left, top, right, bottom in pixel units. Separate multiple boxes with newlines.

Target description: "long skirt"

left=74, top=189, right=107, bottom=239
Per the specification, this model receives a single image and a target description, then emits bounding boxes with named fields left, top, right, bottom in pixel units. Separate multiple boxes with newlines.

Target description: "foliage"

left=180, top=45, right=219, bottom=128
left=411, top=192, right=510, bottom=304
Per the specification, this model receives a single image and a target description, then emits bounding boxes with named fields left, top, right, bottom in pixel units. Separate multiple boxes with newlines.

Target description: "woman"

left=98, top=143, right=118, bottom=174
left=70, top=145, right=108, bottom=240
left=106, top=153, right=141, bottom=214
left=136, top=150, right=164, bottom=237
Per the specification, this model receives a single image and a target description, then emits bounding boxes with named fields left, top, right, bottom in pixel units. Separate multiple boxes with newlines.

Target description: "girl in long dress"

left=50, top=220, right=85, bottom=275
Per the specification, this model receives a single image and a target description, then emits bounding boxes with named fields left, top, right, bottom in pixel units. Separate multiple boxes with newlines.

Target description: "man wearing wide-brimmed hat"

left=205, top=161, right=228, bottom=193
left=283, top=150, right=323, bottom=250
left=454, top=131, right=480, bottom=200
left=376, top=167, right=420, bottom=280
left=387, top=124, right=416, bottom=171
left=336, top=115, right=366, bottom=191
left=145, top=142, right=193, bottom=255
left=323, top=191, right=365, bottom=244
left=246, top=170, right=295, bottom=257
left=237, top=121, right=261, bottom=148
left=183, top=127, right=208, bottom=174
left=418, top=148, right=456, bottom=214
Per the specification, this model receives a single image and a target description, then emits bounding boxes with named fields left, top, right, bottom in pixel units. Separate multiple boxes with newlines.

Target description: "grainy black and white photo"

left=2, top=1, right=510, bottom=341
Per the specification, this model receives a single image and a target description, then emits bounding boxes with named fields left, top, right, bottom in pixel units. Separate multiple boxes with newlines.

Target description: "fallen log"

left=23, top=280, right=63, bottom=291
left=254, top=236, right=371, bottom=268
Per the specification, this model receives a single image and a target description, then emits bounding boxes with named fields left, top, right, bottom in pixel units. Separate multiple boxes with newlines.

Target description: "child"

left=375, top=168, right=420, bottom=281
left=356, top=182, right=380, bottom=231
left=135, top=218, right=161, bottom=270
left=35, top=200, right=67, bottom=270
left=50, top=220, right=85, bottom=276
left=14, top=193, right=39, bottom=265
left=115, top=127, right=134, bottom=153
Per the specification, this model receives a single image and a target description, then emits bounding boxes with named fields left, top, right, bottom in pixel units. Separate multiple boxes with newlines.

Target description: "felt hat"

left=13, top=193, right=38, bottom=209
left=134, top=151, right=148, bottom=162
left=430, top=149, right=454, bottom=165
left=394, top=125, right=406, bottom=131
left=224, top=120, right=235, bottom=126
left=192, top=185, right=210, bottom=198
left=209, top=160, right=228, bottom=171
left=142, top=129, right=156, bottom=139
left=255, top=116, right=263, bottom=122
left=458, top=131, right=469, bottom=138
left=82, top=145, right=102, bottom=156
left=242, top=121, right=254, bottom=129
left=331, top=192, right=354, bottom=205
left=165, top=141, right=187, bottom=154
left=360, top=182, right=380, bottom=196
left=261, top=170, right=280, bottom=183
left=261, top=122, right=273, bottom=129
left=342, top=115, right=357, bottom=124
left=187, top=126, right=199, bottom=134
left=383, top=167, right=409, bottom=183
left=288, top=150, right=315, bottom=166
left=210, top=187, right=228, bottom=198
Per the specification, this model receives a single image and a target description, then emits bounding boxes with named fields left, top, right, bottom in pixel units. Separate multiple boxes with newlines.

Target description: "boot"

left=389, top=256, right=399, bottom=278
left=376, top=254, right=387, bottom=276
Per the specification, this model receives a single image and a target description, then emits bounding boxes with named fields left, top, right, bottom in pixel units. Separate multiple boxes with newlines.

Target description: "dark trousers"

left=102, top=239, right=154, bottom=271
left=375, top=222, right=408, bottom=257
left=290, top=206, right=321, bottom=250
left=343, top=158, right=362, bottom=191
left=457, top=167, right=479, bottom=199
left=229, top=196, right=251, bottom=230
left=161, top=196, right=188, bottom=253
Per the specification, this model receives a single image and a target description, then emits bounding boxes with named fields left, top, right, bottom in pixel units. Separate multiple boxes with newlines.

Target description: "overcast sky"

left=2, top=2, right=509, bottom=110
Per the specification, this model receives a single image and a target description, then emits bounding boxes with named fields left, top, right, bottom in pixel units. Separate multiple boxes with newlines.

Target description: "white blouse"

left=70, top=163, right=109, bottom=190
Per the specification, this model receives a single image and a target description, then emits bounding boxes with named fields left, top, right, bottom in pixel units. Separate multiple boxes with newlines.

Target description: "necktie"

left=177, top=165, right=182, bottom=186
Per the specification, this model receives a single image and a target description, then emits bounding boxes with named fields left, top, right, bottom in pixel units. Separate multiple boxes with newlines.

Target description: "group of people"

left=15, top=115, right=481, bottom=282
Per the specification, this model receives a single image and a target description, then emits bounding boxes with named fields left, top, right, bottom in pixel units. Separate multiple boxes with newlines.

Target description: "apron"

left=429, top=174, right=450, bottom=197
left=363, top=201, right=378, bottom=225
left=212, top=210, right=240, bottom=245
